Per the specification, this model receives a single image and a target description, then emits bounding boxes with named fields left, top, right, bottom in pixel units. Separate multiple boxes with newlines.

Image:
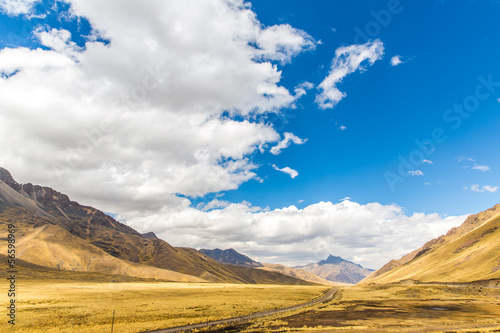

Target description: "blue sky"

left=220, top=0, right=500, bottom=216
left=0, top=0, right=499, bottom=267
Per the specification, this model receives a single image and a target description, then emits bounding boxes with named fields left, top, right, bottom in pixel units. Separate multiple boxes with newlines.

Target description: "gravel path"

left=143, top=287, right=338, bottom=333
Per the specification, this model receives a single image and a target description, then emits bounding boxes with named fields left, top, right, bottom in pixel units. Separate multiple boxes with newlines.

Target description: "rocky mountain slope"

left=362, top=204, right=500, bottom=284
left=258, top=263, right=340, bottom=286
left=199, top=248, right=263, bottom=268
left=0, top=167, right=312, bottom=285
left=200, top=248, right=336, bottom=285
left=296, top=255, right=374, bottom=284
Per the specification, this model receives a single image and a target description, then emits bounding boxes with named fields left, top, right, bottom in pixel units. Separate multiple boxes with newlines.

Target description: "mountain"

left=258, top=263, right=340, bottom=286
left=199, top=248, right=263, bottom=268
left=141, top=232, right=159, bottom=239
left=362, top=204, right=500, bottom=285
left=0, top=167, right=312, bottom=285
left=200, top=248, right=340, bottom=285
left=318, top=255, right=363, bottom=267
left=296, top=255, right=374, bottom=284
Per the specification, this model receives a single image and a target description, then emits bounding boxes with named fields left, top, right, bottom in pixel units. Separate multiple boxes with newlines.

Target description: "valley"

left=2, top=276, right=498, bottom=332
left=2, top=1, right=500, bottom=332
left=1, top=168, right=500, bottom=332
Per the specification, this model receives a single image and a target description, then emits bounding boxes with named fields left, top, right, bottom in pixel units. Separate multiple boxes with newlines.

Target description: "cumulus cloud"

left=200, top=199, right=231, bottom=211
left=272, top=164, right=299, bottom=179
left=34, top=27, right=83, bottom=59
left=423, top=159, right=433, bottom=164
left=293, top=81, right=314, bottom=99
left=390, top=55, right=403, bottom=66
left=468, top=184, right=498, bottom=193
left=0, top=1, right=469, bottom=271
left=0, top=0, right=315, bottom=214
left=254, top=24, right=316, bottom=64
left=472, top=165, right=490, bottom=172
left=123, top=200, right=468, bottom=269
left=0, top=0, right=38, bottom=15
left=315, top=39, right=384, bottom=109
left=408, top=170, right=424, bottom=176
left=270, top=132, right=307, bottom=155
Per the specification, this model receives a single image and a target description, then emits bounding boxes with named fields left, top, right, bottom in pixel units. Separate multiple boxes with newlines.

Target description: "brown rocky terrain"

left=0, top=167, right=313, bottom=284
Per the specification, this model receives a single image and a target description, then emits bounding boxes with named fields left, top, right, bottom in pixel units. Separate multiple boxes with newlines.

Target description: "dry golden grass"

left=242, top=284, right=500, bottom=332
left=0, top=279, right=328, bottom=333
left=364, top=208, right=500, bottom=285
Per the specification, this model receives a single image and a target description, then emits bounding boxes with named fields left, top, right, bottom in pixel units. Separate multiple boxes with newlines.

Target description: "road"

left=142, top=287, right=338, bottom=333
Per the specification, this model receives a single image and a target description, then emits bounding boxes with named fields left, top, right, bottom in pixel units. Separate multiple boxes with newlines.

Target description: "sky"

left=0, top=0, right=499, bottom=269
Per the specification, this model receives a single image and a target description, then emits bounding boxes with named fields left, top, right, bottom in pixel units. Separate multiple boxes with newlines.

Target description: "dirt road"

left=143, top=287, right=337, bottom=333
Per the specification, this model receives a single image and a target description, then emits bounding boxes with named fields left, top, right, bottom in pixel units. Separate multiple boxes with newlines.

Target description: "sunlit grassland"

left=0, top=279, right=328, bottom=333
left=240, top=284, right=500, bottom=332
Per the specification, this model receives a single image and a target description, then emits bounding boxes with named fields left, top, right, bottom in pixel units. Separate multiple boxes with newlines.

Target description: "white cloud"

left=0, top=0, right=39, bottom=15
left=390, top=55, right=403, bottom=66
left=457, top=156, right=475, bottom=163
left=483, top=185, right=498, bottom=192
left=123, top=200, right=468, bottom=269
left=0, top=46, right=73, bottom=74
left=270, top=132, right=307, bottom=155
left=315, top=39, right=384, bottom=109
left=408, top=170, right=424, bottom=176
left=0, top=0, right=315, bottom=214
left=338, top=125, right=347, bottom=131
left=272, top=164, right=299, bottom=179
left=201, top=199, right=231, bottom=211
left=34, top=28, right=82, bottom=59
left=423, top=159, right=433, bottom=164
left=469, top=184, right=498, bottom=193
left=0, top=1, right=471, bottom=272
left=254, top=24, right=316, bottom=64
left=424, top=182, right=433, bottom=186
left=472, top=165, right=490, bottom=172
left=294, top=81, right=314, bottom=99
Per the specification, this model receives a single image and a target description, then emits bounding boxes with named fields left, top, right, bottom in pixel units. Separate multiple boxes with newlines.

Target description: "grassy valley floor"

left=0, top=278, right=328, bottom=333
left=237, top=284, right=500, bottom=332
left=2, top=268, right=499, bottom=333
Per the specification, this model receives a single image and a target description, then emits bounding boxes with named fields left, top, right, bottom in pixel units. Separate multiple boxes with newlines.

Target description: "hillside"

left=0, top=205, right=204, bottom=282
left=363, top=204, right=500, bottom=284
left=199, top=248, right=263, bottom=268
left=296, top=255, right=374, bottom=284
left=0, top=167, right=312, bottom=285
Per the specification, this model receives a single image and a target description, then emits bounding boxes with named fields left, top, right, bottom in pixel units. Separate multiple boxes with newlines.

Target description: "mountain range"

left=200, top=248, right=371, bottom=285
left=198, top=248, right=334, bottom=285
left=0, top=167, right=313, bottom=285
left=2, top=166, right=499, bottom=287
